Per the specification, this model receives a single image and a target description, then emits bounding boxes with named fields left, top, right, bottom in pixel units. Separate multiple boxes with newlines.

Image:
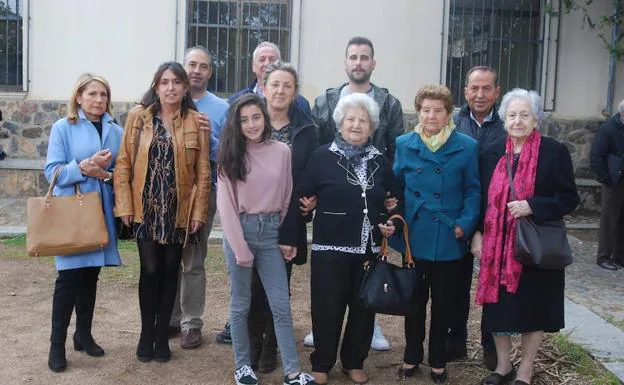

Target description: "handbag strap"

left=46, top=166, right=83, bottom=200
left=505, top=154, right=518, bottom=201
left=380, top=214, right=414, bottom=266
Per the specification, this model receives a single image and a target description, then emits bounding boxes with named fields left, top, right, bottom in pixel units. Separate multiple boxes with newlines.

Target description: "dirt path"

left=0, top=240, right=591, bottom=385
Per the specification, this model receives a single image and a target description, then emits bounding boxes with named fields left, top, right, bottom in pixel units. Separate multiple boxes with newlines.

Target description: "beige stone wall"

left=0, top=101, right=135, bottom=160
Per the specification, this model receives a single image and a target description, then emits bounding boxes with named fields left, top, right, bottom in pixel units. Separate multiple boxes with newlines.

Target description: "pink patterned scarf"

left=476, top=131, right=541, bottom=305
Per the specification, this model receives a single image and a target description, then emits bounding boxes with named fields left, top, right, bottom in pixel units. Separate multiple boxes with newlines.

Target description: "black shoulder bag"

left=506, top=154, right=572, bottom=270
left=359, top=214, right=420, bottom=316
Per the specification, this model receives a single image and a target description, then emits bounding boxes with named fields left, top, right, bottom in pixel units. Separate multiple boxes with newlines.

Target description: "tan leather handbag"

left=26, top=167, right=110, bottom=257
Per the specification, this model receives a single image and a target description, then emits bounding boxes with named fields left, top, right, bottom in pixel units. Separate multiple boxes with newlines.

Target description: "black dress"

left=134, top=117, right=194, bottom=245
left=480, top=136, right=579, bottom=333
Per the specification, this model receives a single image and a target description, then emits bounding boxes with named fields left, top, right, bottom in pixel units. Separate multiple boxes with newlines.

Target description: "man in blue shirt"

left=169, top=46, right=229, bottom=350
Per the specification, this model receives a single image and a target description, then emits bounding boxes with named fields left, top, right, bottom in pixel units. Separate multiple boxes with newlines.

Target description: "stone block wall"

left=0, top=101, right=607, bottom=213
left=402, top=113, right=604, bottom=181
left=0, top=100, right=135, bottom=160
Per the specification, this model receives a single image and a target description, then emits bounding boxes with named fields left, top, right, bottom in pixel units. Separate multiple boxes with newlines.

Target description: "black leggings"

left=137, top=240, right=182, bottom=343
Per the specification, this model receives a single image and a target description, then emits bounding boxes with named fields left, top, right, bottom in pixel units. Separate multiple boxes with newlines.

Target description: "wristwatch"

left=103, top=171, right=113, bottom=184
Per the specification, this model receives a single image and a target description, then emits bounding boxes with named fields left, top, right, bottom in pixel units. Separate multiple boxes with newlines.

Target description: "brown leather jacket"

left=114, top=105, right=210, bottom=233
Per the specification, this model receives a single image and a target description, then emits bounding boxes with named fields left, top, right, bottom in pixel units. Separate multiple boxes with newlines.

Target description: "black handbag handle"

left=380, top=214, right=414, bottom=266
left=505, top=154, right=518, bottom=201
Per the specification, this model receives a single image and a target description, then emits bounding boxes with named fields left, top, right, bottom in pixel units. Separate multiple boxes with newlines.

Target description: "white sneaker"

left=303, top=331, right=314, bottom=348
left=283, top=372, right=317, bottom=385
left=235, top=365, right=258, bottom=385
left=370, top=321, right=391, bottom=351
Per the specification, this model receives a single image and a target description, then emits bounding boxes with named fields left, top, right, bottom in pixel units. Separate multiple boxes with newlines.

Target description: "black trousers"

left=50, top=267, right=101, bottom=344
left=309, top=250, right=375, bottom=373
left=247, top=261, right=293, bottom=358
left=447, top=253, right=495, bottom=351
left=137, top=241, right=182, bottom=345
left=404, top=259, right=461, bottom=369
left=597, top=182, right=624, bottom=263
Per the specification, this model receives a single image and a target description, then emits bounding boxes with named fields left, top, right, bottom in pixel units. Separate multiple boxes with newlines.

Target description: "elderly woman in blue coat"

left=393, top=84, right=480, bottom=383
left=44, top=73, right=122, bottom=373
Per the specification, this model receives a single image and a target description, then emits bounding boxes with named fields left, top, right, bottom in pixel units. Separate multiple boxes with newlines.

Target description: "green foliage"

left=1, top=234, right=25, bottom=247
left=549, top=333, right=621, bottom=385
left=547, top=0, right=624, bottom=61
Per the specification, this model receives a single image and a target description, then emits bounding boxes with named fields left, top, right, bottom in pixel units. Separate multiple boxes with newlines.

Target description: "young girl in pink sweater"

left=216, top=94, right=317, bottom=385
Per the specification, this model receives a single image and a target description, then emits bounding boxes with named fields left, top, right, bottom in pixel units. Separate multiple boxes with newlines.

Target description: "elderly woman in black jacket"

left=297, top=93, right=397, bottom=385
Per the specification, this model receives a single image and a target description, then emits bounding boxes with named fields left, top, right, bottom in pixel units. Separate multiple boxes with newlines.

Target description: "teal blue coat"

left=44, top=110, right=122, bottom=271
left=391, top=130, right=480, bottom=261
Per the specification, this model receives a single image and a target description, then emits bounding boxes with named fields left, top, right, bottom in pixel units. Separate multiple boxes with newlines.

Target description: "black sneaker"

left=216, top=322, right=232, bottom=344
left=283, top=372, right=318, bottom=385
left=234, top=365, right=258, bottom=385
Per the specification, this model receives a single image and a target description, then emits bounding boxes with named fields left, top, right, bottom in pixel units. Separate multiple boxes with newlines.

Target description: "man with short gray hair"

left=227, top=41, right=311, bottom=115
left=590, top=99, right=624, bottom=270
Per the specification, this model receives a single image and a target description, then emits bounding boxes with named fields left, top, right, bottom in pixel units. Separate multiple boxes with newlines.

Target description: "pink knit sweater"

left=217, top=140, right=292, bottom=267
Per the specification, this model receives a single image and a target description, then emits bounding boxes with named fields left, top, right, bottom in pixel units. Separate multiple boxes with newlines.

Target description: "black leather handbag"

left=359, top=214, right=419, bottom=316
left=506, top=155, right=573, bottom=270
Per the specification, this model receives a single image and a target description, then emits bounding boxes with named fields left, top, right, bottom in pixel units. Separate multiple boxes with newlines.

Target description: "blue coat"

left=44, top=110, right=123, bottom=271
left=392, top=130, right=480, bottom=261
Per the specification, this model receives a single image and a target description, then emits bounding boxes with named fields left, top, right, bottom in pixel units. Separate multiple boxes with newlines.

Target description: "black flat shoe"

left=598, top=259, right=618, bottom=270
left=396, top=364, right=418, bottom=380
left=153, top=341, right=171, bottom=363
left=430, top=369, right=447, bottom=383
left=48, top=343, right=67, bottom=373
left=73, top=332, right=105, bottom=357
left=136, top=339, right=153, bottom=363
left=481, top=368, right=517, bottom=385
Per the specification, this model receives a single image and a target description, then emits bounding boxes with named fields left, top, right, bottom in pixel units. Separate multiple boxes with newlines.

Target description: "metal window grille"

left=446, top=0, right=544, bottom=107
left=187, top=0, right=291, bottom=96
left=0, top=0, right=22, bottom=90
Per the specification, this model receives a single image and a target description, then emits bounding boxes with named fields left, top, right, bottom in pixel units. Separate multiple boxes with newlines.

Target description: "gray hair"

left=618, top=99, right=624, bottom=114
left=184, top=46, right=212, bottom=66
left=498, top=88, right=543, bottom=124
left=252, top=41, right=281, bottom=61
left=333, top=93, right=380, bottom=133
left=263, top=60, right=299, bottom=91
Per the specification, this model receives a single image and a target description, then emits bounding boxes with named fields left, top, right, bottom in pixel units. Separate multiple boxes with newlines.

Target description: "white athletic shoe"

left=370, top=321, right=391, bottom=351
left=303, top=331, right=314, bottom=348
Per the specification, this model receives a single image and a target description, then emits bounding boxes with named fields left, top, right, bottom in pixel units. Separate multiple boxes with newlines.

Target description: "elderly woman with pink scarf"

left=473, top=89, right=579, bottom=385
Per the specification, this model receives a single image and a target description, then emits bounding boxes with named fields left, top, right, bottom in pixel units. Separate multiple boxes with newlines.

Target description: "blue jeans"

left=224, top=213, right=299, bottom=375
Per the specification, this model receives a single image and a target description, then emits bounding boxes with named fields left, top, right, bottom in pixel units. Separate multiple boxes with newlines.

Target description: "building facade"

left=0, top=0, right=620, bottom=207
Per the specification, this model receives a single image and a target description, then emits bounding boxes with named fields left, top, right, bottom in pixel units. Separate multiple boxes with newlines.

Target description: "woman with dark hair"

left=245, top=61, right=318, bottom=373
left=217, top=94, right=317, bottom=385
left=45, top=73, right=122, bottom=372
left=114, top=61, right=210, bottom=363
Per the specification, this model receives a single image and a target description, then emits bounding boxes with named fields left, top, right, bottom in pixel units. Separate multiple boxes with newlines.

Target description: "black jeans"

left=447, top=253, right=495, bottom=352
left=404, top=259, right=461, bottom=369
left=597, top=182, right=624, bottom=263
left=309, top=250, right=375, bottom=373
left=137, top=241, right=182, bottom=346
left=50, top=267, right=101, bottom=344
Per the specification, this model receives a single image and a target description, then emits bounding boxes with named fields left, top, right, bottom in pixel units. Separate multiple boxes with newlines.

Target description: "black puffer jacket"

left=312, top=83, right=403, bottom=164
left=590, top=114, right=624, bottom=186
left=278, top=103, right=318, bottom=265
left=453, top=103, right=506, bottom=157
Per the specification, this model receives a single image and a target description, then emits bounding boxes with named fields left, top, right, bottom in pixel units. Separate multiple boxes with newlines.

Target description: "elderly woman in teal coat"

left=392, top=85, right=480, bottom=383
left=44, top=74, right=122, bottom=373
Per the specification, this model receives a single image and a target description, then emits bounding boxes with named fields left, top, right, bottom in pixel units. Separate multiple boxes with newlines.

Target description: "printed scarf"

left=414, top=118, right=455, bottom=152
left=476, top=130, right=541, bottom=304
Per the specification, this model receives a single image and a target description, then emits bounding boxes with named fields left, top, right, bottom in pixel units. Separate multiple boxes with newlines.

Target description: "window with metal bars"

left=446, top=0, right=544, bottom=107
left=187, top=0, right=291, bottom=96
left=0, top=0, right=22, bottom=91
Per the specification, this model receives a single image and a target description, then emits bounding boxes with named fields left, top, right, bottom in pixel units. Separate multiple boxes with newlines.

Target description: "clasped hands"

left=79, top=149, right=112, bottom=180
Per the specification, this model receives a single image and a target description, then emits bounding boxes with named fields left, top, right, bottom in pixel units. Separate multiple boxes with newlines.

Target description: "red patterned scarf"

left=476, top=131, right=541, bottom=304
